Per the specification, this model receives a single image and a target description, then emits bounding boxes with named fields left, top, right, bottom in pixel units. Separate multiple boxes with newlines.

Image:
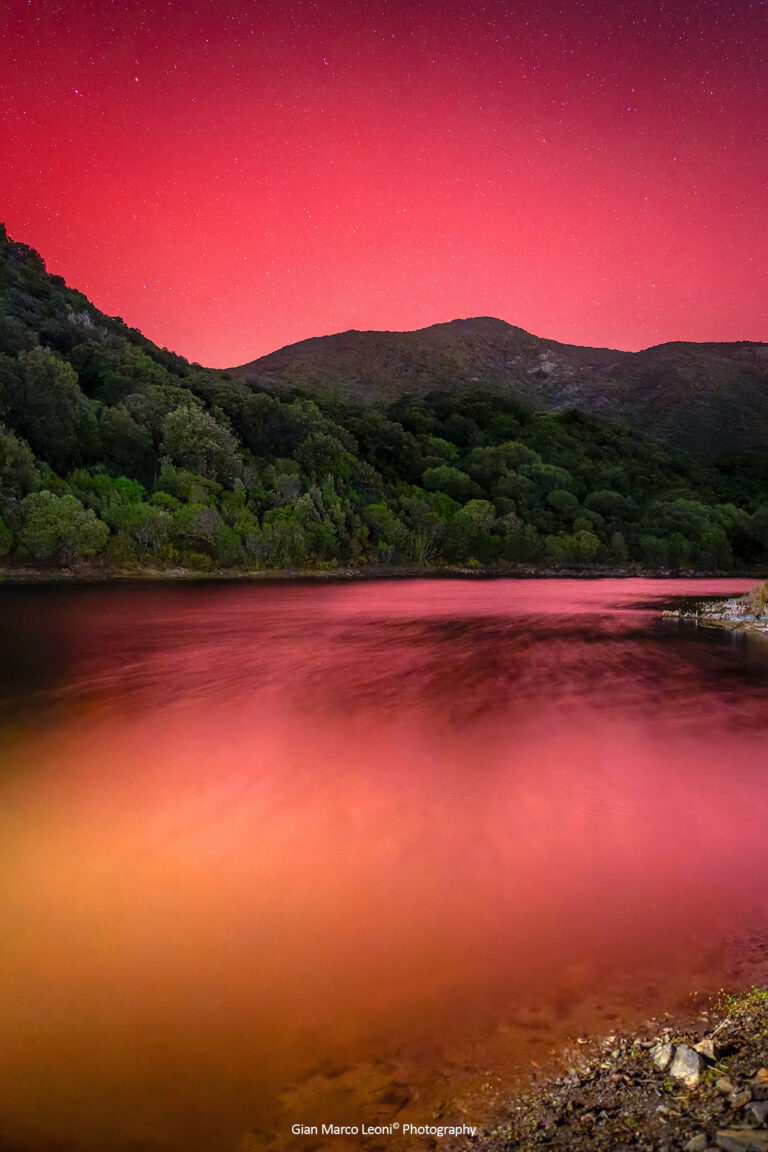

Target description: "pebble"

left=715, top=1130, right=768, bottom=1152
left=745, top=1102, right=768, bottom=1127
left=669, top=1044, right=704, bottom=1087
left=752, top=1069, right=768, bottom=1087
left=717, top=1078, right=736, bottom=1095
left=651, top=1042, right=675, bottom=1072
left=684, top=1135, right=708, bottom=1152
left=729, top=1088, right=753, bottom=1108
left=695, top=1037, right=718, bottom=1062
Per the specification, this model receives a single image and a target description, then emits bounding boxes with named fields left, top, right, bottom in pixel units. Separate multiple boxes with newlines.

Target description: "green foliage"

left=2, top=224, right=768, bottom=574
left=546, top=488, right=581, bottom=517
left=585, top=489, right=636, bottom=520
left=20, top=491, right=109, bottom=564
left=161, top=404, right=241, bottom=484
left=0, top=422, right=37, bottom=495
left=547, top=529, right=602, bottom=564
left=747, top=506, right=768, bottom=549
left=422, top=465, right=480, bottom=502
left=10, top=347, right=87, bottom=473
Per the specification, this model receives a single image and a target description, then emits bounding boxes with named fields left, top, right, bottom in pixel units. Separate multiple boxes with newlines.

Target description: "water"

left=1, top=577, right=767, bottom=1152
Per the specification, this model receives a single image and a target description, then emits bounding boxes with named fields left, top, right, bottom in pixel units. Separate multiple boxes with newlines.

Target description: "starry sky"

left=2, top=0, right=766, bottom=367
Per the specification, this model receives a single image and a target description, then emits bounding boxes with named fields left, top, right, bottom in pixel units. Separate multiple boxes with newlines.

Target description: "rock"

left=730, top=1089, right=753, bottom=1108
left=651, top=1042, right=675, bottom=1072
left=715, top=1130, right=768, bottom=1152
left=684, top=1135, right=709, bottom=1152
left=752, top=1070, right=768, bottom=1087
left=718, top=1078, right=737, bottom=1094
left=695, top=1037, right=719, bottom=1062
left=745, top=1103, right=768, bottom=1127
left=670, top=1044, right=704, bottom=1087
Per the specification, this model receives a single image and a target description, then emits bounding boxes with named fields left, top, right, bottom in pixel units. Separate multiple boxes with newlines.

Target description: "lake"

left=1, top=577, right=767, bottom=1152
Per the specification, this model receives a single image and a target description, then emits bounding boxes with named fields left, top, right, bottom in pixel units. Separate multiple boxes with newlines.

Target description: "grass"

left=716, top=986, right=768, bottom=1015
left=749, top=579, right=768, bottom=617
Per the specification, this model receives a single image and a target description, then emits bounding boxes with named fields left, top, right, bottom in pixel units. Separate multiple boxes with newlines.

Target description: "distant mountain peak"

left=228, top=320, right=768, bottom=452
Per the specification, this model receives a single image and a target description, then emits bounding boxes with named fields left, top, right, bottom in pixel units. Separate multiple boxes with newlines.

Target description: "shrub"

left=749, top=580, right=768, bottom=618
left=20, top=490, right=109, bottom=564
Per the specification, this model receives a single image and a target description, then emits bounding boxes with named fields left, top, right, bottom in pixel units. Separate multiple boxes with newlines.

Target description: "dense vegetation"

left=233, top=318, right=768, bottom=456
left=2, top=223, right=768, bottom=574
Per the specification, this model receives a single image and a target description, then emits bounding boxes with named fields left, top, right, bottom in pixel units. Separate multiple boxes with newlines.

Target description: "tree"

left=20, top=491, right=109, bottom=564
left=747, top=506, right=768, bottom=550
left=444, top=499, right=498, bottom=562
left=0, top=315, right=37, bottom=356
left=161, top=404, right=242, bottom=484
left=422, top=465, right=481, bottom=502
left=98, top=404, right=155, bottom=481
left=363, top=502, right=408, bottom=559
left=255, top=506, right=309, bottom=566
left=13, top=347, right=88, bottom=472
left=400, top=486, right=456, bottom=564
left=0, top=423, right=37, bottom=495
left=462, top=442, right=538, bottom=489
left=610, top=530, right=629, bottom=562
left=585, top=489, right=636, bottom=521
left=172, top=503, right=223, bottom=550
left=546, top=488, right=581, bottom=517
left=546, top=529, right=602, bottom=563
left=212, top=522, right=244, bottom=566
left=499, top=513, right=544, bottom=562
left=295, top=433, right=356, bottom=478
left=121, top=504, right=173, bottom=551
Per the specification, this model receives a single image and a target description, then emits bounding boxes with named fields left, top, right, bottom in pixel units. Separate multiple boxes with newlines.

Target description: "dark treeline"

left=2, top=224, right=768, bottom=573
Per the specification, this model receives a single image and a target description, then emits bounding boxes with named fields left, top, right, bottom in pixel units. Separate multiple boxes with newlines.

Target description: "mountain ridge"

left=229, top=318, right=768, bottom=452
left=3, top=222, right=768, bottom=575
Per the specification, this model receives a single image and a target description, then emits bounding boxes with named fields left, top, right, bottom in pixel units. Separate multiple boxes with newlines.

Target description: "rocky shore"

left=476, top=988, right=768, bottom=1152
left=663, top=584, right=768, bottom=637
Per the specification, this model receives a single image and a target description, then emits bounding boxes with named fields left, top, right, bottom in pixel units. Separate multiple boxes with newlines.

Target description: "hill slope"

left=2, top=223, right=768, bottom=575
left=230, top=320, right=768, bottom=452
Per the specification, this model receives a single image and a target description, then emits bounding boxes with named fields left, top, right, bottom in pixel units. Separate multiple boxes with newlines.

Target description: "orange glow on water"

left=0, top=579, right=766, bottom=1150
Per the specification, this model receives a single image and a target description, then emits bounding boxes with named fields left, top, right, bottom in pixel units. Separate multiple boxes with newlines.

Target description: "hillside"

left=230, top=321, right=768, bottom=452
left=2, top=222, right=768, bottom=575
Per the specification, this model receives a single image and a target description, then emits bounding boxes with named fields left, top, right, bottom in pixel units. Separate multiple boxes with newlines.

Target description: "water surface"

left=1, top=578, right=767, bottom=1152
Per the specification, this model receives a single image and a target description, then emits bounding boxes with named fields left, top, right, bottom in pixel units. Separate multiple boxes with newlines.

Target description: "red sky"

left=2, top=0, right=766, bottom=367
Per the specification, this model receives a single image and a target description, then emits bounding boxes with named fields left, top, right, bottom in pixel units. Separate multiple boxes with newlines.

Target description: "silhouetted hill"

left=230, top=320, right=768, bottom=451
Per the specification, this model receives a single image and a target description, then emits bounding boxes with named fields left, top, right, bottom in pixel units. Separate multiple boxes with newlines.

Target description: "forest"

left=2, top=224, right=768, bottom=574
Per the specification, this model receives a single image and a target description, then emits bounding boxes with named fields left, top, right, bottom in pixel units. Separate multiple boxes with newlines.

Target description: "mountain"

left=2, top=222, right=768, bottom=576
left=229, top=319, right=768, bottom=452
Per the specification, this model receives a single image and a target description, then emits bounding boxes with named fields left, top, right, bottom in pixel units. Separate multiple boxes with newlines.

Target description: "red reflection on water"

left=0, top=579, right=766, bottom=1151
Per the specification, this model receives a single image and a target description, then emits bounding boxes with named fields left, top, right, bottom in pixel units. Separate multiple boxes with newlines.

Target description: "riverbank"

left=0, top=560, right=764, bottom=584
left=476, top=987, right=768, bottom=1152
left=663, top=584, right=768, bottom=637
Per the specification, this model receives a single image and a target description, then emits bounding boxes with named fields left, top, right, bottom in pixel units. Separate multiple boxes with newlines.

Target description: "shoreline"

left=0, top=562, right=763, bottom=586
left=663, top=588, right=768, bottom=638
left=476, top=986, right=768, bottom=1152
